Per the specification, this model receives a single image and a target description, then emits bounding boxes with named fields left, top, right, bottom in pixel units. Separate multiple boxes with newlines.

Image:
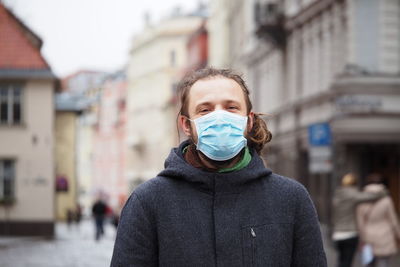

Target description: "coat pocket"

left=241, top=223, right=293, bottom=267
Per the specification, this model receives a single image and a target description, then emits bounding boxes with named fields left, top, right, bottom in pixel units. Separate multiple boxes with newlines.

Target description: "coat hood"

left=158, top=140, right=272, bottom=193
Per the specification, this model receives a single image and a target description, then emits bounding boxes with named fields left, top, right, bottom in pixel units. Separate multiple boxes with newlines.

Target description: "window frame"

left=0, top=159, right=16, bottom=203
left=0, top=83, right=23, bottom=125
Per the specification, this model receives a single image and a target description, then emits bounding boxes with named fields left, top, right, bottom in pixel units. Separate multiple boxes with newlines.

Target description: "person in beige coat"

left=332, top=173, right=386, bottom=267
left=357, top=174, right=400, bottom=267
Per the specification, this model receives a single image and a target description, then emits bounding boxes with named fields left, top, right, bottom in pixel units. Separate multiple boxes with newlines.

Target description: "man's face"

left=179, top=76, right=253, bottom=143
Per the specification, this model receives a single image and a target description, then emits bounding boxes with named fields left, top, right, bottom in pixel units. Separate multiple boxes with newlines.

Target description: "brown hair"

left=366, top=173, right=383, bottom=184
left=177, top=67, right=272, bottom=154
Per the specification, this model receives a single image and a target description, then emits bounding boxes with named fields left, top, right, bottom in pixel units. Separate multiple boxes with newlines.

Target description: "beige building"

left=0, top=3, right=56, bottom=236
left=126, top=13, right=204, bottom=188
left=208, top=0, right=231, bottom=68
left=209, top=0, right=400, bottom=222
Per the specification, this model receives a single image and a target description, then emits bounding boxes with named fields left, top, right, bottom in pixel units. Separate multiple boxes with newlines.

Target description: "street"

left=321, top=225, right=400, bottom=267
left=1, top=221, right=399, bottom=267
left=0, top=219, right=116, bottom=267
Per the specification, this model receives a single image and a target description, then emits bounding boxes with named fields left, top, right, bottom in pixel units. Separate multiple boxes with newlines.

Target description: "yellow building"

left=55, top=93, right=83, bottom=220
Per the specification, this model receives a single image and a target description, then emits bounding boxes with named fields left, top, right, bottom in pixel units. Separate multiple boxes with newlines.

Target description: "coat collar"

left=158, top=140, right=272, bottom=194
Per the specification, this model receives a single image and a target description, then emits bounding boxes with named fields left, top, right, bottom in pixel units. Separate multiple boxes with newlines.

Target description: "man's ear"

left=179, top=115, right=192, bottom=137
left=247, top=112, right=254, bottom=133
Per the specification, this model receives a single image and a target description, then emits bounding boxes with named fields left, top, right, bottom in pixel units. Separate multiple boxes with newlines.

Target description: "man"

left=111, top=68, right=327, bottom=266
left=92, top=198, right=107, bottom=241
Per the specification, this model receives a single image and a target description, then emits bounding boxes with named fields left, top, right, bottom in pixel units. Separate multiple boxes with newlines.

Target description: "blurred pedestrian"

left=66, top=208, right=74, bottom=229
left=92, top=198, right=107, bottom=241
left=74, top=204, right=82, bottom=224
left=111, top=67, right=327, bottom=266
left=357, top=173, right=400, bottom=267
left=332, top=173, right=386, bottom=267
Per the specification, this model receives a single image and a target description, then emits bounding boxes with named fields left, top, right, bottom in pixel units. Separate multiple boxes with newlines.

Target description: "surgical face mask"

left=190, top=110, right=248, bottom=161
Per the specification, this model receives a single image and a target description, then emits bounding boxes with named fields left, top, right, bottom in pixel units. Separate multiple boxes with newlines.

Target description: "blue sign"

left=308, top=123, right=331, bottom=146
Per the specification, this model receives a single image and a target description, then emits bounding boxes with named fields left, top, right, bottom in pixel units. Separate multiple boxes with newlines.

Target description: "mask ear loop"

left=183, top=115, right=194, bottom=122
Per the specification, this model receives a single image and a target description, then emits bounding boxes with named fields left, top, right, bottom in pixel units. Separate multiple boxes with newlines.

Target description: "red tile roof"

left=0, top=3, right=50, bottom=70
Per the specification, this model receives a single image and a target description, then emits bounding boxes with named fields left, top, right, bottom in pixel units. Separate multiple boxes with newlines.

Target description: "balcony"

left=254, top=1, right=286, bottom=48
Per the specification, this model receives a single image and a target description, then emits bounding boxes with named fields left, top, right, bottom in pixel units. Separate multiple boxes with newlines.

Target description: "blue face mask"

left=191, top=110, right=248, bottom=161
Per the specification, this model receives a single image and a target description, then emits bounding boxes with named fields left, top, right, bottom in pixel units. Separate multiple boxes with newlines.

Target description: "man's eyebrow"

left=195, top=102, right=212, bottom=109
left=225, top=100, right=241, bottom=104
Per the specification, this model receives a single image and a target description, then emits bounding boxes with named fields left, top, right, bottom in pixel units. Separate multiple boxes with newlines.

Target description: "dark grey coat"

left=111, top=141, right=327, bottom=266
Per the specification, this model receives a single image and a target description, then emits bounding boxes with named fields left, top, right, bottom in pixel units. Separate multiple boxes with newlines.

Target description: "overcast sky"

left=3, top=0, right=203, bottom=77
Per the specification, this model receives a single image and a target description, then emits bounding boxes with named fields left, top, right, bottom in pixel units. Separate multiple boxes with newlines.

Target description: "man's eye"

left=200, top=108, right=210, bottom=113
left=228, top=106, right=238, bottom=110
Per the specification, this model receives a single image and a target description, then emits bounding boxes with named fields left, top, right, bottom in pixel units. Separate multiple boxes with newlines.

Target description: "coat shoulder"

left=130, top=175, right=189, bottom=207
left=131, top=176, right=171, bottom=198
left=267, top=173, right=309, bottom=197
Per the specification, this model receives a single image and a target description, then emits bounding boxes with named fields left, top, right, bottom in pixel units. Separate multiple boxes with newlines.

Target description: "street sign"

left=308, top=123, right=332, bottom=173
left=309, top=158, right=333, bottom=173
left=308, top=123, right=332, bottom=146
left=309, top=147, right=333, bottom=173
left=309, top=146, right=332, bottom=158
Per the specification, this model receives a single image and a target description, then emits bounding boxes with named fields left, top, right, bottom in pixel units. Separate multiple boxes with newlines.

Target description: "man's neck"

left=197, top=149, right=243, bottom=170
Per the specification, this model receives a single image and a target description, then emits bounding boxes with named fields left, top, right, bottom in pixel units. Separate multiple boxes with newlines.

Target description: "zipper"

left=251, top=227, right=256, bottom=238
left=250, top=228, right=256, bottom=266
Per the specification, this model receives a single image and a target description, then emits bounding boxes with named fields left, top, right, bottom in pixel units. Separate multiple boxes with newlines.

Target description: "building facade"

left=0, top=3, right=56, bottom=235
left=61, top=70, right=107, bottom=216
left=185, top=20, right=208, bottom=73
left=209, top=0, right=400, bottom=223
left=126, top=13, right=204, bottom=188
left=54, top=93, right=83, bottom=221
left=208, top=0, right=231, bottom=68
left=92, top=71, right=128, bottom=211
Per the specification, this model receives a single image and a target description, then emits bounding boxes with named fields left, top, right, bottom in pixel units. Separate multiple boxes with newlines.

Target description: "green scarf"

left=183, top=145, right=252, bottom=173
left=218, top=147, right=251, bottom=173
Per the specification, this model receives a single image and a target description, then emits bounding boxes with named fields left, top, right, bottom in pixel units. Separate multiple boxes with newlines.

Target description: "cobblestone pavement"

left=0, top=219, right=116, bottom=267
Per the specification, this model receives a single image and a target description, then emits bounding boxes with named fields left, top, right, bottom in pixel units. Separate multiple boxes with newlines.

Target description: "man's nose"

left=214, top=105, right=224, bottom=111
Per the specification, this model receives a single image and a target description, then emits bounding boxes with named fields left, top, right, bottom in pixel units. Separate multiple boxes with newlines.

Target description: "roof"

left=55, top=92, right=87, bottom=112
left=0, top=3, right=54, bottom=74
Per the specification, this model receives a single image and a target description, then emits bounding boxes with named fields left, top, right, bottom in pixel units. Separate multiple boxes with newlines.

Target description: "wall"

left=126, top=16, right=202, bottom=186
left=55, top=111, right=78, bottom=220
left=0, top=79, right=55, bottom=234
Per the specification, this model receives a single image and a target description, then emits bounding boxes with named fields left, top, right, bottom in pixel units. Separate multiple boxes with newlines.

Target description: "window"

left=56, top=175, right=69, bottom=192
left=0, top=160, right=15, bottom=201
left=0, top=84, right=23, bottom=125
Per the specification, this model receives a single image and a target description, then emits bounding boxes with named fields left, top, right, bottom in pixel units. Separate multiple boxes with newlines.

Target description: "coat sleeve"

left=291, top=185, right=327, bottom=267
left=386, top=197, right=400, bottom=240
left=353, top=190, right=386, bottom=204
left=110, top=193, right=158, bottom=267
left=355, top=203, right=368, bottom=242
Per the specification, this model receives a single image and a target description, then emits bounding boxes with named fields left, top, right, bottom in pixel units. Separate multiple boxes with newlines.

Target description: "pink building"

left=92, top=71, right=128, bottom=211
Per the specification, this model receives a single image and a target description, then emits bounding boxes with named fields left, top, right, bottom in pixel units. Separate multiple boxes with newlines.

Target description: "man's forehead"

left=192, top=76, right=240, bottom=88
left=190, top=77, right=244, bottom=99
